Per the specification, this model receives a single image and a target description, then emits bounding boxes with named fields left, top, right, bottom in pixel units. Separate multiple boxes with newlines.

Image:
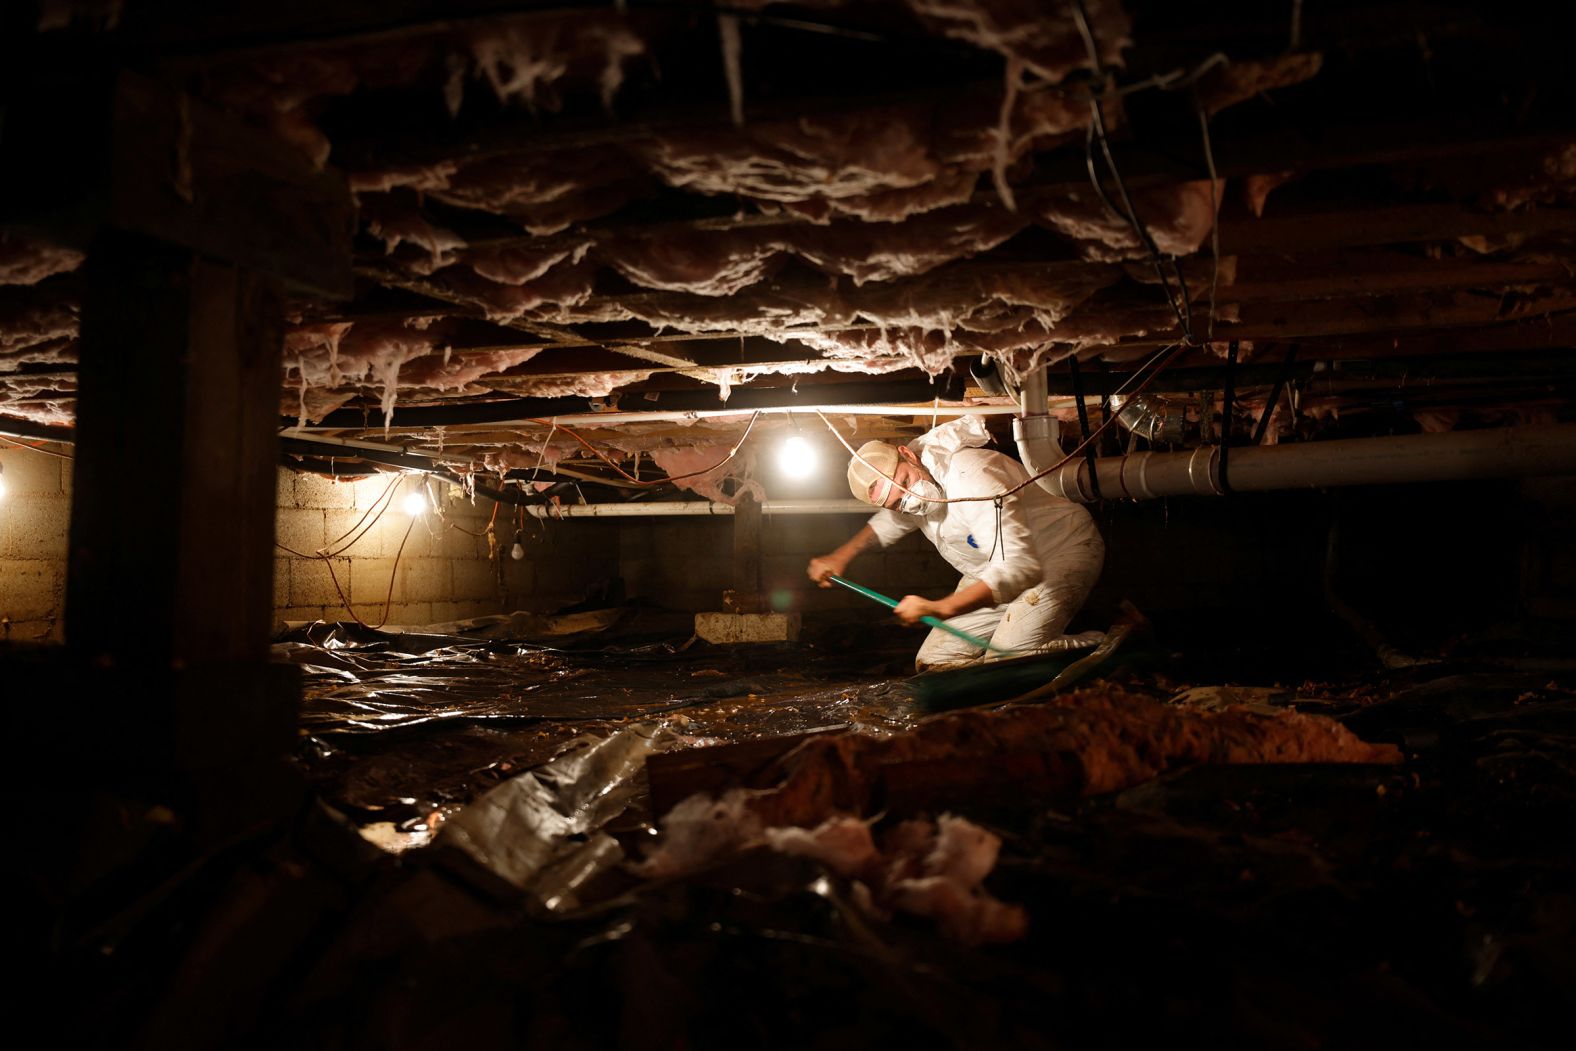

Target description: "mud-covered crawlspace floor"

left=249, top=611, right=1576, bottom=1049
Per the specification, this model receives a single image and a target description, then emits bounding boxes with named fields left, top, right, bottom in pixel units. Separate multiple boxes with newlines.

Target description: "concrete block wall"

left=0, top=444, right=71, bottom=641
left=615, top=511, right=958, bottom=616
left=760, top=512, right=958, bottom=614
left=275, top=471, right=621, bottom=626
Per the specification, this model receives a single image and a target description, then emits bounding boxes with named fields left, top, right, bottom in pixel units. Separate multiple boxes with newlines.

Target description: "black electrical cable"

left=1252, top=343, right=1301, bottom=446
left=1069, top=354, right=1104, bottom=501
left=1220, top=340, right=1239, bottom=494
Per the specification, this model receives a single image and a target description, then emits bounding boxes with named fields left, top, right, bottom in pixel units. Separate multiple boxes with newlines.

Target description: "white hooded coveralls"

left=864, top=416, right=1105, bottom=670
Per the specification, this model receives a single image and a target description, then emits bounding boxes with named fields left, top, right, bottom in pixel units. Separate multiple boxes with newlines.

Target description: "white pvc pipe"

left=1038, top=423, right=1576, bottom=502
left=1012, top=362, right=1068, bottom=498
left=523, top=498, right=872, bottom=517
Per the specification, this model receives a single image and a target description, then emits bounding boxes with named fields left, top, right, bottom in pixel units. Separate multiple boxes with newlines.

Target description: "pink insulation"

left=648, top=443, right=763, bottom=506
left=464, top=14, right=646, bottom=114
left=605, top=228, right=789, bottom=296
left=594, top=204, right=1031, bottom=296
left=479, top=369, right=657, bottom=399
left=440, top=261, right=599, bottom=321
left=359, top=194, right=468, bottom=274
left=1195, top=52, right=1324, bottom=116
left=0, top=234, right=83, bottom=287
left=1243, top=171, right=1297, bottom=218
left=783, top=204, right=1031, bottom=284
left=425, top=149, right=651, bottom=236
left=904, top=0, right=1130, bottom=82
left=0, top=301, right=77, bottom=357
left=653, top=803, right=1028, bottom=945
left=468, top=240, right=594, bottom=286
left=283, top=318, right=543, bottom=426
left=633, top=87, right=1090, bottom=223
left=347, top=161, right=460, bottom=196
left=1037, top=179, right=1225, bottom=261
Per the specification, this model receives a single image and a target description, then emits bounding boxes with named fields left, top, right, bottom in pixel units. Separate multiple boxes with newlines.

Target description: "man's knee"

left=915, top=653, right=986, bottom=674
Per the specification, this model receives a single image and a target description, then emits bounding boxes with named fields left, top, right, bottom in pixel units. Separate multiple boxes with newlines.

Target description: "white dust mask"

left=896, top=478, right=943, bottom=516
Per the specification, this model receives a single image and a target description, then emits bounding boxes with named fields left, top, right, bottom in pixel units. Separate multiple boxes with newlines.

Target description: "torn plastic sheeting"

left=437, top=722, right=677, bottom=908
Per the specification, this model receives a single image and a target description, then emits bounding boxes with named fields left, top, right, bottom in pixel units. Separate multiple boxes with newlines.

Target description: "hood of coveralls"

left=905, top=414, right=993, bottom=483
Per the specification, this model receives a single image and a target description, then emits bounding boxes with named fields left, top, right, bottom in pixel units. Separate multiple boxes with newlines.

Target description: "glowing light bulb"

left=778, top=435, right=817, bottom=479
left=402, top=489, right=428, bottom=516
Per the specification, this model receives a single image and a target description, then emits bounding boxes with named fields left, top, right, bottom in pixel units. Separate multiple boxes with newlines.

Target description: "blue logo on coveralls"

left=966, top=534, right=979, bottom=548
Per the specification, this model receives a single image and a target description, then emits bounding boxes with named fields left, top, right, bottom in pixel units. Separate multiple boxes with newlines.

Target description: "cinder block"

left=294, top=472, right=359, bottom=510
left=501, top=560, right=533, bottom=599
left=762, top=554, right=813, bottom=588
left=694, top=611, right=801, bottom=643
left=0, top=448, right=65, bottom=495
left=0, top=493, right=71, bottom=560
left=403, top=518, right=447, bottom=559
left=352, top=561, right=395, bottom=607
left=765, top=516, right=864, bottom=556
left=273, top=558, right=290, bottom=609
left=458, top=598, right=504, bottom=619
left=276, top=508, right=326, bottom=556
left=321, top=508, right=365, bottom=556
left=279, top=604, right=328, bottom=624
left=452, top=557, right=499, bottom=601
left=385, top=602, right=433, bottom=626
left=440, top=522, right=486, bottom=560
left=274, top=469, right=296, bottom=508
left=4, top=616, right=63, bottom=642
left=429, top=600, right=464, bottom=623
left=289, top=556, right=352, bottom=607
left=396, top=557, right=451, bottom=603
left=0, top=559, right=64, bottom=619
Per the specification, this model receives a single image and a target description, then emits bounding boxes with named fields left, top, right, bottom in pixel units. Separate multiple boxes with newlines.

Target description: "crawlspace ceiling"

left=2, top=0, right=1575, bottom=499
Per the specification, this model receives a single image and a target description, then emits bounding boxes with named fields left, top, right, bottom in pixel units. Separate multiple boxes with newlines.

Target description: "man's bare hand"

left=893, top=595, right=944, bottom=626
left=806, top=555, right=844, bottom=588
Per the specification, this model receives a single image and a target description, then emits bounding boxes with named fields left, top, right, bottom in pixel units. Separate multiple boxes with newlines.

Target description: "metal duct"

left=1108, top=393, right=1186, bottom=443
left=1036, top=423, right=1576, bottom=502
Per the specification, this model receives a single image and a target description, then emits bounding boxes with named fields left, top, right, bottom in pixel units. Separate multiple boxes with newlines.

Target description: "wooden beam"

left=1219, top=203, right=1576, bottom=256
left=300, top=373, right=960, bottom=429
left=1226, top=255, right=1574, bottom=305
left=732, top=491, right=763, bottom=613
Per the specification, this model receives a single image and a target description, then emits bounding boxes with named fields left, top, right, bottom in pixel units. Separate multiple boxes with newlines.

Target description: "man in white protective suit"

left=807, top=415, right=1105, bottom=671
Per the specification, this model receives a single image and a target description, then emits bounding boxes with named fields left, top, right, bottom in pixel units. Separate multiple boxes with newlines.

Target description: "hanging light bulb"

left=401, top=481, right=428, bottom=516
left=510, top=528, right=526, bottom=560
left=778, top=434, right=817, bottom=479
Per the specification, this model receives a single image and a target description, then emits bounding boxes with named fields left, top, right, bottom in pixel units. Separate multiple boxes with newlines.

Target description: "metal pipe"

left=1045, top=423, right=1576, bottom=502
left=523, top=498, right=872, bottom=518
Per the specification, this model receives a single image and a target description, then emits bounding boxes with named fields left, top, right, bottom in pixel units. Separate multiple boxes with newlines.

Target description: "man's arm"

left=807, top=523, right=881, bottom=588
left=893, top=581, right=994, bottom=625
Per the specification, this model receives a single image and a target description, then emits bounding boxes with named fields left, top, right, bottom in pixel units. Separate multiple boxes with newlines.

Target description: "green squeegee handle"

left=828, top=575, right=1010, bottom=654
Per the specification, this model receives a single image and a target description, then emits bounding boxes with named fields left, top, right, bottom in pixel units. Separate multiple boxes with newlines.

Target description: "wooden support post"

left=68, top=232, right=284, bottom=666
left=732, top=490, right=763, bottom=613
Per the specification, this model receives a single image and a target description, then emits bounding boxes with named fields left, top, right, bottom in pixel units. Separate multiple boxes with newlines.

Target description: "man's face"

left=867, top=446, right=930, bottom=510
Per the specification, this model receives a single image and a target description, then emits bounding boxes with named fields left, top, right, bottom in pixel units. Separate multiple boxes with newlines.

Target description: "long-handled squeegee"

left=828, top=574, right=1012, bottom=655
